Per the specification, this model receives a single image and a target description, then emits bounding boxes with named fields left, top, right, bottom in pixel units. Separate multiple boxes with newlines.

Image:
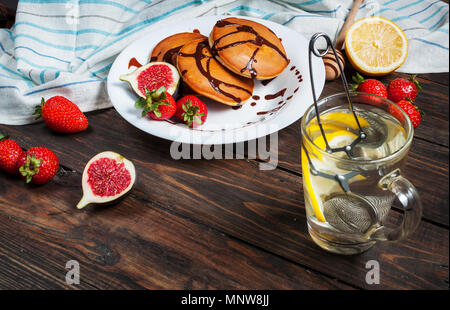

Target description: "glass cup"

left=301, top=92, right=422, bottom=255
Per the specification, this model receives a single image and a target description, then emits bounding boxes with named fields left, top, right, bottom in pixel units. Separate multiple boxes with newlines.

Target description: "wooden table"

left=0, top=4, right=448, bottom=290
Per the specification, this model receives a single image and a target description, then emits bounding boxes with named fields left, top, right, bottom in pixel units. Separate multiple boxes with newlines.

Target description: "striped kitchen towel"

left=0, top=0, right=448, bottom=125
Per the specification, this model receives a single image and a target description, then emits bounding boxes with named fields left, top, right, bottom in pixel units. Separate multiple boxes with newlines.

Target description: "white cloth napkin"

left=1, top=0, right=448, bottom=125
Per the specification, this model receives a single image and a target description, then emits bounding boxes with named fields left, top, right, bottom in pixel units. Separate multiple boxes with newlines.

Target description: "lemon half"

left=345, top=16, right=408, bottom=76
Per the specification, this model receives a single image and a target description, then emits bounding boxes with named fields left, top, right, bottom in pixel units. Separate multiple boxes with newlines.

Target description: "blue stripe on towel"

left=307, top=5, right=341, bottom=14
left=383, top=0, right=400, bottom=5
left=91, top=63, right=112, bottom=77
left=410, top=1, right=442, bottom=17
left=229, top=6, right=266, bottom=15
left=0, top=42, right=7, bottom=54
left=294, top=0, right=324, bottom=5
left=395, top=0, right=423, bottom=11
left=420, top=5, right=448, bottom=23
left=410, top=38, right=449, bottom=50
left=14, top=46, right=71, bottom=64
left=391, top=1, right=444, bottom=21
left=0, top=65, right=34, bottom=88
left=0, top=64, right=30, bottom=80
left=0, top=72, right=23, bottom=81
left=12, top=34, right=99, bottom=51
left=262, top=12, right=276, bottom=20
left=40, top=70, right=46, bottom=84
left=282, top=14, right=333, bottom=25
left=88, top=0, right=210, bottom=59
left=0, top=86, right=20, bottom=91
left=16, top=57, right=66, bottom=71
left=429, top=11, right=449, bottom=30
left=19, top=0, right=140, bottom=14
left=24, top=79, right=103, bottom=96
left=12, top=22, right=113, bottom=36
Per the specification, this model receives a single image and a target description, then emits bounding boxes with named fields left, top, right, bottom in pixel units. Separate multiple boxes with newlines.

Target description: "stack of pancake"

left=149, top=17, right=289, bottom=106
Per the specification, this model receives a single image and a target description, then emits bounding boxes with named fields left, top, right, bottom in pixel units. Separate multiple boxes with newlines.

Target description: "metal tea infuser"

left=303, top=33, right=392, bottom=235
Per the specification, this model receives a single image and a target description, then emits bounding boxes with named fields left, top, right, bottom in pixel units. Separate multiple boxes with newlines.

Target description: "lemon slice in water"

left=302, top=130, right=359, bottom=222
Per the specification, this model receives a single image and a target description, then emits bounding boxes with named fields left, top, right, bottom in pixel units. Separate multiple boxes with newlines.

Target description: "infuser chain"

left=308, top=32, right=367, bottom=159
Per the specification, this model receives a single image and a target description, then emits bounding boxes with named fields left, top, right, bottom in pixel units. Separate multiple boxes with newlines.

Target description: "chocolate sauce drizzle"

left=264, top=88, right=286, bottom=100
left=178, top=40, right=252, bottom=103
left=257, top=101, right=286, bottom=115
left=261, top=78, right=275, bottom=86
left=150, top=45, right=184, bottom=64
left=128, top=57, right=143, bottom=69
left=212, top=19, right=288, bottom=79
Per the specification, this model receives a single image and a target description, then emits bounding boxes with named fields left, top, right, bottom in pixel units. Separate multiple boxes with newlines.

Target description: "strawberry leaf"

left=159, top=100, right=171, bottom=106
left=351, top=72, right=365, bottom=91
left=155, top=86, right=166, bottom=97
left=135, top=98, right=146, bottom=109
left=0, top=133, right=9, bottom=141
left=153, top=109, right=162, bottom=118
left=33, top=98, right=45, bottom=120
left=410, top=75, right=422, bottom=91
left=19, top=154, right=41, bottom=184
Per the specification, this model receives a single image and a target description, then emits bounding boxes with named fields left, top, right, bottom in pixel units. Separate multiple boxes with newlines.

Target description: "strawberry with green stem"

left=16, top=147, right=59, bottom=184
left=34, top=96, right=88, bottom=133
left=175, top=95, right=207, bottom=128
left=351, top=72, right=388, bottom=98
left=134, top=86, right=177, bottom=120
left=388, top=75, right=422, bottom=103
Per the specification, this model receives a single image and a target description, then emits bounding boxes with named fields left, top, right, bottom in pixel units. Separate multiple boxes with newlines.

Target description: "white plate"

left=107, top=15, right=325, bottom=145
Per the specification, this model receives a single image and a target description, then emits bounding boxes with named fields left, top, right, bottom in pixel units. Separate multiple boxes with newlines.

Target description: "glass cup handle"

left=370, top=169, right=423, bottom=241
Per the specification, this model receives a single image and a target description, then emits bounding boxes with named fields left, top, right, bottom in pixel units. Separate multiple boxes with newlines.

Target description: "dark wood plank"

left=0, top=172, right=349, bottom=290
left=419, top=73, right=449, bottom=87
left=1, top=109, right=447, bottom=289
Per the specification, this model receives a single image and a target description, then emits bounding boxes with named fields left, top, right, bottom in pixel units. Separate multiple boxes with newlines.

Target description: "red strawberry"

left=17, top=147, right=59, bottom=184
left=388, top=75, right=421, bottom=103
left=351, top=73, right=388, bottom=98
left=34, top=96, right=88, bottom=133
left=0, top=134, right=23, bottom=174
left=391, top=99, right=423, bottom=129
left=135, top=86, right=176, bottom=120
left=175, top=95, right=207, bottom=128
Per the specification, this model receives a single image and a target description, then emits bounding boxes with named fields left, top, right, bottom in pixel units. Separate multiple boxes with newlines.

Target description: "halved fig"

left=77, top=151, right=136, bottom=209
left=119, top=62, right=180, bottom=98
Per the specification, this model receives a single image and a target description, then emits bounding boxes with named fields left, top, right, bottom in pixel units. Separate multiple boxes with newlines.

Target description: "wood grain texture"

left=0, top=106, right=447, bottom=289
left=0, top=170, right=350, bottom=290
